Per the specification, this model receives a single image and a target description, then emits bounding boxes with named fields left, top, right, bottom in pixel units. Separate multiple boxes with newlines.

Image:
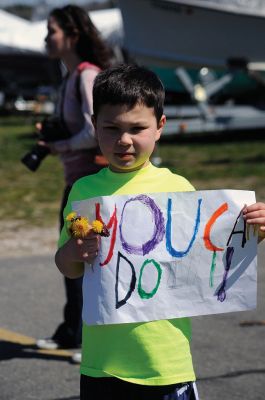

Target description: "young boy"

left=55, top=64, right=265, bottom=399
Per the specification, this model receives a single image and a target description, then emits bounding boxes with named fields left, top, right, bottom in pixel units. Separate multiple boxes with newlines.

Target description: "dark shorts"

left=80, top=375, right=199, bottom=400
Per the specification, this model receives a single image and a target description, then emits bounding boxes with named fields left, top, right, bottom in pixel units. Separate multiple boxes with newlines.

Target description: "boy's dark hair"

left=93, top=64, right=165, bottom=124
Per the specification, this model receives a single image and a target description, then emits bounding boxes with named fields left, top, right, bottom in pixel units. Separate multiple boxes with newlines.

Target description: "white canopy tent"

left=0, top=8, right=123, bottom=113
left=0, top=9, right=36, bottom=53
left=0, top=8, right=123, bottom=54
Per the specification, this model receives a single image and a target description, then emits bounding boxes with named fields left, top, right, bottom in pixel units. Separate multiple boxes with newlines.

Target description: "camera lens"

left=21, top=144, right=50, bottom=172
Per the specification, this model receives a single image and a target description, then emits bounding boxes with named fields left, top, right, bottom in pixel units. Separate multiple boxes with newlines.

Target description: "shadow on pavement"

left=0, top=340, right=74, bottom=363
left=198, top=368, right=265, bottom=381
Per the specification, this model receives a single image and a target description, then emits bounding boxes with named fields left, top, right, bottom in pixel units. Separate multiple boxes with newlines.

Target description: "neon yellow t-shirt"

left=59, top=163, right=196, bottom=386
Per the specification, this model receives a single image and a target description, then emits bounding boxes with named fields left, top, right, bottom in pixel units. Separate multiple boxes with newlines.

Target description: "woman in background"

left=36, top=5, right=112, bottom=362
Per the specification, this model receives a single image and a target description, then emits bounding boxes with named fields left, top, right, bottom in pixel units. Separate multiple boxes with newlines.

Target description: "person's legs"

left=53, top=185, right=83, bottom=347
left=52, top=275, right=82, bottom=347
left=80, top=375, right=199, bottom=400
left=123, top=380, right=199, bottom=400
left=80, top=376, right=112, bottom=399
left=37, top=185, right=83, bottom=349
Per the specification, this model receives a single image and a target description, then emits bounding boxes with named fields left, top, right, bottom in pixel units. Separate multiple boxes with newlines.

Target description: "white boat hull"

left=120, top=0, right=265, bottom=68
left=163, top=104, right=265, bottom=136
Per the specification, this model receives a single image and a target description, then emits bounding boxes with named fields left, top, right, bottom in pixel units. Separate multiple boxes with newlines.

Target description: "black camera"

left=21, top=116, right=70, bottom=172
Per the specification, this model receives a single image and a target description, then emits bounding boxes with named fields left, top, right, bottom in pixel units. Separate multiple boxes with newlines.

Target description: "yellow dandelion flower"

left=66, top=212, right=77, bottom=222
left=70, top=217, right=92, bottom=238
left=92, top=220, right=104, bottom=234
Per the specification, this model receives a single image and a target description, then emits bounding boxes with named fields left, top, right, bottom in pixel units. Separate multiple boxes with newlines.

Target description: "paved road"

left=0, top=244, right=264, bottom=400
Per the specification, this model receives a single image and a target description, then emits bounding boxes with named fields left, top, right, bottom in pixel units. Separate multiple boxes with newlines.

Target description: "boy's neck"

left=109, top=161, right=151, bottom=174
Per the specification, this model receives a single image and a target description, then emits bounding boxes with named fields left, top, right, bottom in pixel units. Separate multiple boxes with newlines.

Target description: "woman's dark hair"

left=93, top=64, right=165, bottom=124
left=50, top=5, right=112, bottom=69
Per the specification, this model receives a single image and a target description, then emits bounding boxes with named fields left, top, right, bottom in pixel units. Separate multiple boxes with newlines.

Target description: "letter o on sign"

left=138, top=259, right=162, bottom=299
left=119, top=194, right=165, bottom=255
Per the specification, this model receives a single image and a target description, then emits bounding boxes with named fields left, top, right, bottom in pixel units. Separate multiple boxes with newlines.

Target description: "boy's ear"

left=156, top=114, right=166, bottom=141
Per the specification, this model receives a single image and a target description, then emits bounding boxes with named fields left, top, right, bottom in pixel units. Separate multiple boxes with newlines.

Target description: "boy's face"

left=93, top=103, right=166, bottom=173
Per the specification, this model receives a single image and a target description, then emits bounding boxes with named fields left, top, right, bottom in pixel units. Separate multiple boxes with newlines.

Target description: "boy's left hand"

left=243, top=202, right=265, bottom=241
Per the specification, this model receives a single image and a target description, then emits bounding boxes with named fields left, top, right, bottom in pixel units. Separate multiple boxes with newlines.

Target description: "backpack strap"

left=75, top=62, right=101, bottom=103
left=77, top=61, right=101, bottom=74
left=75, top=62, right=108, bottom=168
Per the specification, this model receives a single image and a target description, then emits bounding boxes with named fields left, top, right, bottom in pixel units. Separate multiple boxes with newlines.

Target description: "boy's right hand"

left=55, top=231, right=100, bottom=279
left=66, top=231, right=100, bottom=264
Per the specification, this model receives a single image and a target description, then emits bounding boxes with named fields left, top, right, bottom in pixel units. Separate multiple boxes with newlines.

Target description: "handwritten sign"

left=72, top=190, right=257, bottom=325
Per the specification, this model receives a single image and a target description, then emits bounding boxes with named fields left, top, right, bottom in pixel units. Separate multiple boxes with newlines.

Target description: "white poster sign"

left=72, top=190, right=257, bottom=325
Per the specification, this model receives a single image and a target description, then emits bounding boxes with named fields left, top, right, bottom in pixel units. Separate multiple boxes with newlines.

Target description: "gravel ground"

left=1, top=223, right=264, bottom=399
left=1, top=222, right=58, bottom=258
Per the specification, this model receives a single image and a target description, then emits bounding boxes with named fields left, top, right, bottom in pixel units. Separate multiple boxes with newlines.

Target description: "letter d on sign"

left=115, top=252, right=136, bottom=309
